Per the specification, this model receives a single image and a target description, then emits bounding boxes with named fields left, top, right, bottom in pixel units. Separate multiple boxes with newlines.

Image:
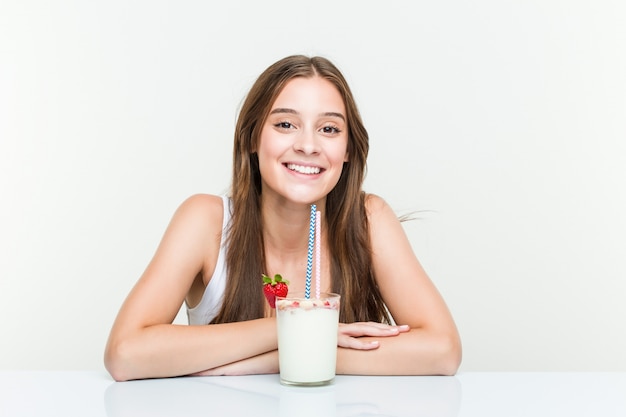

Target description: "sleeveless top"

left=185, top=195, right=231, bottom=325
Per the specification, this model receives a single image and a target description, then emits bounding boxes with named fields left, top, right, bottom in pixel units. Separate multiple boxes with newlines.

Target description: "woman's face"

left=257, top=76, right=349, bottom=206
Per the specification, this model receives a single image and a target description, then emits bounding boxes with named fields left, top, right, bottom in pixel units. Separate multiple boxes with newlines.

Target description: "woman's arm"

left=191, top=350, right=280, bottom=376
left=337, top=329, right=460, bottom=375
left=192, top=322, right=411, bottom=376
left=104, top=194, right=277, bottom=381
left=336, top=194, right=462, bottom=375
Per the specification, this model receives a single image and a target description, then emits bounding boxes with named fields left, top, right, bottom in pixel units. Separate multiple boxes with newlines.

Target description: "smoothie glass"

left=276, top=292, right=340, bottom=386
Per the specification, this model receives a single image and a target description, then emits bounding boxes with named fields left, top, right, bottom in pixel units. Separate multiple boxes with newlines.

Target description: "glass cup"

left=276, top=292, right=340, bottom=386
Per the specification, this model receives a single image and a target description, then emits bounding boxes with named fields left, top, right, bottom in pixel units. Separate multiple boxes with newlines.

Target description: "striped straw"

left=305, top=204, right=316, bottom=299
left=315, top=211, right=321, bottom=299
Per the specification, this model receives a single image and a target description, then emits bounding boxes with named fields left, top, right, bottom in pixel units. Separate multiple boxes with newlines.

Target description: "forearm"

left=194, top=350, right=279, bottom=376
left=105, top=318, right=277, bottom=381
left=336, top=329, right=461, bottom=376
left=188, top=327, right=461, bottom=378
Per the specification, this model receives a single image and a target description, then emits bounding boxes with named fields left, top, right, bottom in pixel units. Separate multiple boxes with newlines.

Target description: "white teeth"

left=287, top=164, right=321, bottom=174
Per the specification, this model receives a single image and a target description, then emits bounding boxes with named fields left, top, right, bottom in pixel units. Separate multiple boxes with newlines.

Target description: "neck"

left=261, top=194, right=324, bottom=252
left=260, top=194, right=326, bottom=291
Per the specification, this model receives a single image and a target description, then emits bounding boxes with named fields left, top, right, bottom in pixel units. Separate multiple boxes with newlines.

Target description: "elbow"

left=436, top=332, right=462, bottom=376
left=104, top=338, right=136, bottom=382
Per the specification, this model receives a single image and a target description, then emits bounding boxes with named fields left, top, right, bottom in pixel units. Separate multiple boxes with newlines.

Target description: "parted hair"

left=211, top=55, right=390, bottom=324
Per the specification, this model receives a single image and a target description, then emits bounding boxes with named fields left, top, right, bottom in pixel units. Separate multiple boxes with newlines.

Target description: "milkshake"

left=276, top=292, right=340, bottom=386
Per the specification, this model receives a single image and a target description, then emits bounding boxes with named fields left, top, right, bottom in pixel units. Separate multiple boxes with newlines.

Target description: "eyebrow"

left=269, top=108, right=346, bottom=122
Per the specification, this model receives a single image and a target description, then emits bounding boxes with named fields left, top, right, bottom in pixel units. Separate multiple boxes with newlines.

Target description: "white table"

left=1, top=371, right=624, bottom=416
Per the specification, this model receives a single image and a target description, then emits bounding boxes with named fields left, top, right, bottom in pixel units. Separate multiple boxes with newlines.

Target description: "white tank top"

left=185, top=195, right=231, bottom=325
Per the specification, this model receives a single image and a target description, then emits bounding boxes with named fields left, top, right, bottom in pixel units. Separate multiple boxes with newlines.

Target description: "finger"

left=339, top=322, right=407, bottom=337
left=339, top=322, right=393, bottom=335
left=396, top=324, right=411, bottom=333
left=338, top=335, right=380, bottom=350
left=341, top=321, right=398, bottom=330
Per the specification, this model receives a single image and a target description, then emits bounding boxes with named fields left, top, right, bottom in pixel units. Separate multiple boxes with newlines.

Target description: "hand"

left=338, top=322, right=410, bottom=350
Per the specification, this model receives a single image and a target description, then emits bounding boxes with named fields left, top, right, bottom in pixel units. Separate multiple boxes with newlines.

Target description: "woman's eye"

left=321, top=126, right=341, bottom=134
left=275, top=121, right=293, bottom=129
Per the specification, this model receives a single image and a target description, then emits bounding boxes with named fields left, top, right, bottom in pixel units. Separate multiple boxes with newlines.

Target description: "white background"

left=1, top=0, right=624, bottom=372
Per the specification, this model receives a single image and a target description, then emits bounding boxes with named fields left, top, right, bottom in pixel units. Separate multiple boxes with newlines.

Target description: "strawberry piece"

left=262, top=274, right=290, bottom=308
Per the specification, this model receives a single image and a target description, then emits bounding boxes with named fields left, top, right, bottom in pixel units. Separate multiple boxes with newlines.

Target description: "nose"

left=293, top=128, right=320, bottom=155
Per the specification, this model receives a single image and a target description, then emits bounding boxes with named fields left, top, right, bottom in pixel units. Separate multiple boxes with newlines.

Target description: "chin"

left=279, top=191, right=326, bottom=207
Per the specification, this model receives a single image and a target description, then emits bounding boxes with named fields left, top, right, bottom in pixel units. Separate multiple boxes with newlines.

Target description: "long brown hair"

left=212, top=55, right=390, bottom=324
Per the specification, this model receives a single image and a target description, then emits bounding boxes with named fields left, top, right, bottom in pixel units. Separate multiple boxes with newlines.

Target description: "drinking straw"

left=315, top=211, right=321, bottom=299
left=305, top=204, right=316, bottom=299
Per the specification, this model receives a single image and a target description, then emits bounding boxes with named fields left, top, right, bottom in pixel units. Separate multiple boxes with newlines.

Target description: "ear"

left=343, top=151, right=349, bottom=162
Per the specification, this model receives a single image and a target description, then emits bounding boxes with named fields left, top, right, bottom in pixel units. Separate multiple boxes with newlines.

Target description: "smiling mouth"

left=285, top=163, right=322, bottom=175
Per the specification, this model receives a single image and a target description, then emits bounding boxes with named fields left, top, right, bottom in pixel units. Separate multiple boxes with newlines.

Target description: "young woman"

left=104, top=55, right=461, bottom=381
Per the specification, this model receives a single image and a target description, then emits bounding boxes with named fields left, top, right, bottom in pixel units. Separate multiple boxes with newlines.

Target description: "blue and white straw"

left=304, top=204, right=317, bottom=299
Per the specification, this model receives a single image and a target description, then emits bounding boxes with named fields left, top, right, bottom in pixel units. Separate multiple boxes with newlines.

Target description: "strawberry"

left=262, top=273, right=289, bottom=308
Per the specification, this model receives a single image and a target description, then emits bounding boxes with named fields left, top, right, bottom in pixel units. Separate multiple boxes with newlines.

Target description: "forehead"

left=270, top=76, right=345, bottom=114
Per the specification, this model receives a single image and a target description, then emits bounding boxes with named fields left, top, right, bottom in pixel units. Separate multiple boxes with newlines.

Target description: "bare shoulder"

left=166, top=193, right=226, bottom=239
left=176, top=193, right=224, bottom=217
left=364, top=193, right=407, bottom=250
left=176, top=194, right=224, bottom=220
left=364, top=193, right=396, bottom=221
